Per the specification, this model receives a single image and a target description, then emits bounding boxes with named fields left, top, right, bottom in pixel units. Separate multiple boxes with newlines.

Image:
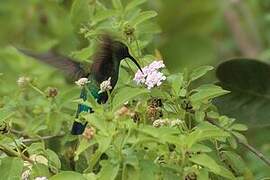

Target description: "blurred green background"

left=2, top=0, right=270, bottom=69
left=0, top=0, right=270, bottom=178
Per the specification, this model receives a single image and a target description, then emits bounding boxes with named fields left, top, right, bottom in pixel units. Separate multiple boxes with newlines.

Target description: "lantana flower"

left=75, top=78, right=90, bottom=87
left=99, top=77, right=112, bottom=93
left=134, top=60, right=166, bottom=89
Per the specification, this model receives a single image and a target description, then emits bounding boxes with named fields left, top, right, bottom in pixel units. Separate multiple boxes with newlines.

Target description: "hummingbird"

left=17, top=35, right=143, bottom=135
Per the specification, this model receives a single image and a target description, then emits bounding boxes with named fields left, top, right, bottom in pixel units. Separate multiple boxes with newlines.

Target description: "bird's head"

left=112, top=41, right=143, bottom=73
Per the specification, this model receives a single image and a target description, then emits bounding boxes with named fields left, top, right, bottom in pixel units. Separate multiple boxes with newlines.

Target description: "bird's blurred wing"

left=17, top=48, right=88, bottom=80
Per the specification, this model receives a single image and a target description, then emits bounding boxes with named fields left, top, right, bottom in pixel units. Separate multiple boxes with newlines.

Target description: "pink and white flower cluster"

left=133, top=61, right=166, bottom=89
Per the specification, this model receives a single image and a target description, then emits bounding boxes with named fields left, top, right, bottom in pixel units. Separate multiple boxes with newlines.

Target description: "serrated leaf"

left=130, top=11, right=157, bottom=27
left=112, top=87, right=148, bottom=111
left=222, top=151, right=247, bottom=174
left=45, top=149, right=61, bottom=170
left=231, top=124, right=248, bottom=131
left=186, top=122, right=229, bottom=148
left=139, top=159, right=158, bottom=180
left=97, top=161, right=120, bottom=180
left=84, top=173, right=97, bottom=180
left=31, top=163, right=50, bottom=178
left=92, top=10, right=117, bottom=24
left=190, top=143, right=212, bottom=153
left=27, top=142, right=45, bottom=155
left=195, top=111, right=205, bottom=122
left=228, top=136, right=237, bottom=149
left=50, top=171, right=87, bottom=180
left=0, top=157, right=23, bottom=180
left=190, top=84, right=229, bottom=104
left=189, top=66, right=213, bottom=82
left=197, top=169, right=209, bottom=180
left=190, top=154, right=235, bottom=179
left=86, top=135, right=112, bottom=172
left=124, top=166, right=139, bottom=180
left=125, top=0, right=147, bottom=11
left=232, top=131, right=248, bottom=144
left=75, top=138, right=96, bottom=161
left=112, top=0, right=123, bottom=9
left=167, top=73, right=184, bottom=96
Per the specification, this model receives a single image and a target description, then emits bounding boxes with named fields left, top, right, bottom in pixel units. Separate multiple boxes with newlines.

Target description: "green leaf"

left=231, top=124, right=248, bottom=131
left=228, top=136, right=237, bottom=149
left=75, top=138, right=96, bottom=161
left=31, top=163, right=50, bottom=178
left=195, top=110, right=205, bottom=122
left=50, top=171, right=87, bottom=180
left=214, top=59, right=270, bottom=126
left=167, top=73, right=185, bottom=96
left=222, top=151, right=247, bottom=174
left=0, top=109, right=14, bottom=123
left=125, top=0, right=147, bottom=11
left=27, top=142, right=45, bottom=155
left=190, top=143, right=212, bottom=153
left=97, top=161, right=120, bottom=180
left=232, top=131, right=248, bottom=144
left=92, top=10, right=117, bottom=24
left=71, top=0, right=91, bottom=28
left=124, top=166, right=139, bottom=180
left=138, top=159, right=159, bottom=180
left=83, top=173, right=97, bottom=180
left=190, top=84, right=229, bottom=104
left=186, top=122, right=229, bottom=148
left=190, top=154, right=235, bottom=179
left=112, top=87, right=148, bottom=111
left=45, top=149, right=61, bottom=170
left=112, top=0, right=123, bottom=9
left=87, top=135, right=112, bottom=172
left=189, top=66, right=213, bottom=82
left=130, top=11, right=158, bottom=27
left=84, top=113, right=108, bottom=135
left=197, top=169, right=209, bottom=180
left=0, top=157, right=23, bottom=180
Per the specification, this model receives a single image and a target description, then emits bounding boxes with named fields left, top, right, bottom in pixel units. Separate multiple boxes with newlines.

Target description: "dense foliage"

left=0, top=0, right=269, bottom=179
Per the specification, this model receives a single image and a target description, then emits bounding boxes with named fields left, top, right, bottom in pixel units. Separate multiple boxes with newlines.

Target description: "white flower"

left=170, top=119, right=183, bottom=127
left=21, top=169, right=31, bottom=180
left=17, top=76, right=30, bottom=87
left=34, top=177, right=48, bottom=180
left=75, top=78, right=90, bottom=87
left=134, top=60, right=166, bottom=89
left=148, top=60, right=165, bottom=70
left=153, top=119, right=169, bottom=128
left=99, top=77, right=112, bottom=94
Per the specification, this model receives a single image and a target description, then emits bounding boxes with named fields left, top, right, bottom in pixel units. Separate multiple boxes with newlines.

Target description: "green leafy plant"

left=0, top=0, right=269, bottom=180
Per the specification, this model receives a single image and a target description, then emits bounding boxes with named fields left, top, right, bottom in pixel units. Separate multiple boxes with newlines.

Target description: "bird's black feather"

left=17, top=48, right=87, bottom=80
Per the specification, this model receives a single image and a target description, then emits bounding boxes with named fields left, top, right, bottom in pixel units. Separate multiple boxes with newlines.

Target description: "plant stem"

left=28, top=83, right=46, bottom=97
left=22, top=133, right=65, bottom=143
left=206, top=115, right=270, bottom=167
left=0, top=145, right=34, bottom=163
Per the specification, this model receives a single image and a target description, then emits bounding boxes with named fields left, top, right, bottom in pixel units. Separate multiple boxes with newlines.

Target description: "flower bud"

left=46, top=87, right=58, bottom=98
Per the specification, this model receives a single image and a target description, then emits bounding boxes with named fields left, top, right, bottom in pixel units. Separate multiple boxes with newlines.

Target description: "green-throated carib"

left=17, top=35, right=143, bottom=135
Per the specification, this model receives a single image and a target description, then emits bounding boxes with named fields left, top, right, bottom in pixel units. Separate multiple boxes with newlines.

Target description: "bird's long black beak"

left=128, top=55, right=143, bottom=73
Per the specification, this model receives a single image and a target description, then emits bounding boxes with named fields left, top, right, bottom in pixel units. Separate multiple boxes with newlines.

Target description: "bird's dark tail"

left=71, top=121, right=88, bottom=135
